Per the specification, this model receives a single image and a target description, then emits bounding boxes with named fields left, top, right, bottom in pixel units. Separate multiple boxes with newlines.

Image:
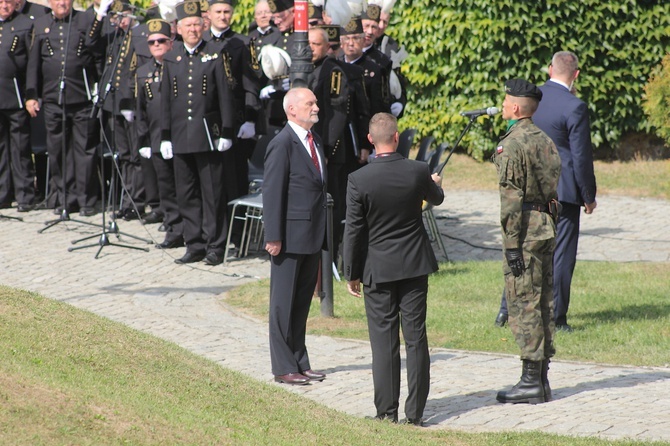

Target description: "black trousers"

left=269, top=251, right=320, bottom=376
left=173, top=150, right=229, bottom=255
left=364, top=275, right=431, bottom=420
left=151, top=153, right=182, bottom=242
left=43, top=102, right=98, bottom=210
left=0, top=108, right=35, bottom=206
left=106, top=113, right=144, bottom=211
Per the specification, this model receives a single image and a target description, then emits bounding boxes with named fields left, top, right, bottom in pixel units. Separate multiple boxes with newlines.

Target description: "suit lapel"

left=287, top=126, right=323, bottom=182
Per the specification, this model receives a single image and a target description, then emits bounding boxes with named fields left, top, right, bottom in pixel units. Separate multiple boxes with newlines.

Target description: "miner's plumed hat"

left=175, top=1, right=201, bottom=20
left=267, top=0, right=293, bottom=13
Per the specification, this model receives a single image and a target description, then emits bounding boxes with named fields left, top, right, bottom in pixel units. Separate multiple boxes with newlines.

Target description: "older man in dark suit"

left=343, top=112, right=444, bottom=425
left=263, top=87, right=328, bottom=386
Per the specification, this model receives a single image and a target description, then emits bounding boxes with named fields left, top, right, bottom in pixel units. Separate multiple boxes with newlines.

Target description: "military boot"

left=496, top=359, right=545, bottom=404
left=542, top=359, right=552, bottom=402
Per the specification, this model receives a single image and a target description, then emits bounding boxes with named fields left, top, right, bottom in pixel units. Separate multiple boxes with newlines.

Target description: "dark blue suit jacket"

left=263, top=124, right=328, bottom=255
left=533, top=81, right=597, bottom=206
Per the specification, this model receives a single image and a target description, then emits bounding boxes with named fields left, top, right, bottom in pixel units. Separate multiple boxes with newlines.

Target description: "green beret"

left=505, top=78, right=543, bottom=101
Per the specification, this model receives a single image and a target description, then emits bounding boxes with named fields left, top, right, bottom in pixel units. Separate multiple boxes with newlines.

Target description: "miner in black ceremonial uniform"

left=136, top=19, right=184, bottom=248
left=17, top=0, right=49, bottom=20
left=248, top=0, right=278, bottom=51
left=99, top=0, right=147, bottom=220
left=160, top=0, right=235, bottom=265
left=204, top=0, right=260, bottom=195
left=308, top=25, right=371, bottom=263
left=25, top=0, right=112, bottom=216
left=0, top=0, right=36, bottom=211
left=339, top=17, right=388, bottom=118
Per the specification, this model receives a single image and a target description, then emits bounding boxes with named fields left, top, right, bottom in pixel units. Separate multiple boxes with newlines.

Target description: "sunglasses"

left=148, top=38, right=170, bottom=45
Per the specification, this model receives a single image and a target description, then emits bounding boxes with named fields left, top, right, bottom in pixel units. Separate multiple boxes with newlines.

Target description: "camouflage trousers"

left=504, top=238, right=556, bottom=362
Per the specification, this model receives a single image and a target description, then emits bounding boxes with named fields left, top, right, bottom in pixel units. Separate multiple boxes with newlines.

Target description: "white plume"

left=259, top=45, right=291, bottom=79
left=312, top=0, right=325, bottom=6
left=378, top=0, right=396, bottom=14
left=325, top=0, right=352, bottom=25
left=347, top=0, right=366, bottom=16
left=156, top=0, right=179, bottom=23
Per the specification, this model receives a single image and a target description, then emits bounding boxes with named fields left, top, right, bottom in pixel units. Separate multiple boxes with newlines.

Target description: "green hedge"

left=154, top=0, right=670, bottom=159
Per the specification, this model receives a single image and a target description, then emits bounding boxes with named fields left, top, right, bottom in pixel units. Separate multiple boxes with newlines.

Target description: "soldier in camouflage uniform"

left=492, top=79, right=561, bottom=405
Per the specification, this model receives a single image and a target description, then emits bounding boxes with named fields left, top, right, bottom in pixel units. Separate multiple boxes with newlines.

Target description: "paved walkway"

left=1, top=191, right=669, bottom=443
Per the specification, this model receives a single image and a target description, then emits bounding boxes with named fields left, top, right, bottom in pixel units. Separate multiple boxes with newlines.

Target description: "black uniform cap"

left=505, top=78, right=543, bottom=101
left=268, top=0, right=293, bottom=13
left=176, top=0, right=202, bottom=20
left=146, top=19, right=172, bottom=37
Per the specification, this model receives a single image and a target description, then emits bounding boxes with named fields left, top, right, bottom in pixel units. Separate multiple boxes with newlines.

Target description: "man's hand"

left=25, top=99, right=40, bottom=118
left=97, top=0, right=114, bottom=18
left=390, top=102, right=403, bottom=117
left=160, top=140, right=173, bottom=159
left=215, top=138, right=233, bottom=152
left=265, top=240, right=281, bottom=256
left=359, top=148, right=370, bottom=164
left=139, top=147, right=151, bottom=159
left=505, top=248, right=525, bottom=277
left=347, top=279, right=362, bottom=298
left=431, top=173, right=442, bottom=187
left=237, top=121, right=256, bottom=139
left=584, top=200, right=597, bottom=214
left=259, top=85, right=275, bottom=99
left=120, top=110, right=135, bottom=122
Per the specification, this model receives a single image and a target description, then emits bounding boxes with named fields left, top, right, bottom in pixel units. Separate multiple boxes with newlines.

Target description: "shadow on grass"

left=578, top=303, right=670, bottom=324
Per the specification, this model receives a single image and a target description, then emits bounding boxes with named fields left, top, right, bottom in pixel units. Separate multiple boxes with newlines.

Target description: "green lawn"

left=3, top=287, right=654, bottom=445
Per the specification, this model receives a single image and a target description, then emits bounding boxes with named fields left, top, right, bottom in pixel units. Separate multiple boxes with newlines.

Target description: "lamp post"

left=289, top=0, right=313, bottom=87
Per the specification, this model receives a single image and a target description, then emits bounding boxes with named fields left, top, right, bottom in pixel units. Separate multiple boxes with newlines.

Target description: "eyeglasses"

left=148, top=38, right=170, bottom=45
left=340, top=35, right=363, bottom=43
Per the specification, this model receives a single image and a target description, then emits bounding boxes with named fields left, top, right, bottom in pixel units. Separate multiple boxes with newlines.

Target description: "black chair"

left=428, top=142, right=448, bottom=173
left=423, top=141, right=449, bottom=260
left=416, top=135, right=435, bottom=162
left=247, top=125, right=281, bottom=193
left=396, top=128, right=417, bottom=158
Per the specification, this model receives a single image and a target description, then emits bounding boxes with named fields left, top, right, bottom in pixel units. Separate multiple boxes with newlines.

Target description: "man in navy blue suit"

left=263, top=87, right=329, bottom=386
left=495, top=51, right=597, bottom=332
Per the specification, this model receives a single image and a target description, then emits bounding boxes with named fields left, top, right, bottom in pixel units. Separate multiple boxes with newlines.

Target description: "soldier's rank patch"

left=497, top=145, right=504, bottom=154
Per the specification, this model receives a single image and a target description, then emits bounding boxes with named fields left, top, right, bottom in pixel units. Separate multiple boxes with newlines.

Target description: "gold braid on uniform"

left=222, top=51, right=235, bottom=88
left=249, top=40, right=260, bottom=71
left=330, top=70, right=342, bottom=96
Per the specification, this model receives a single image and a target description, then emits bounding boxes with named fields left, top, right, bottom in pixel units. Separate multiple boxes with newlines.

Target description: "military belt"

left=522, top=202, right=549, bottom=213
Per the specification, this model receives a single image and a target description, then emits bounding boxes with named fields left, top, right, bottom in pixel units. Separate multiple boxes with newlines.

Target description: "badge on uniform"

left=497, top=145, right=504, bottom=154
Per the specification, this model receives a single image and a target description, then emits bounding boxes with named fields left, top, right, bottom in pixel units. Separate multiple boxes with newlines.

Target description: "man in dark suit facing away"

left=343, top=112, right=444, bottom=425
left=263, top=87, right=328, bottom=386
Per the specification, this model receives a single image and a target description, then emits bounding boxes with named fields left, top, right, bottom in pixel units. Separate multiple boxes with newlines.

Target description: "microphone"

left=460, top=106, right=500, bottom=118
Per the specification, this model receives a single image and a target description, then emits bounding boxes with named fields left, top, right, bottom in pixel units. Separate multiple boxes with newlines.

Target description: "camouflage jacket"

left=493, top=118, right=561, bottom=249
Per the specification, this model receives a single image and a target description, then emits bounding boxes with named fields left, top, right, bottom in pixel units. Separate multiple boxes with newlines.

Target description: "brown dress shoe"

left=274, top=373, right=310, bottom=385
left=302, top=369, right=326, bottom=381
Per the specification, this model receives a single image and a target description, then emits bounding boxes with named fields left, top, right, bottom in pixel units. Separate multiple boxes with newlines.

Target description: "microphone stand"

left=69, top=19, right=150, bottom=257
left=435, top=114, right=480, bottom=176
left=40, top=7, right=98, bottom=233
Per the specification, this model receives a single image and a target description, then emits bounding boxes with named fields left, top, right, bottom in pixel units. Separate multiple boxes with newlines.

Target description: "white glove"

left=160, top=140, right=173, bottom=159
left=237, top=121, right=256, bottom=139
left=98, top=0, right=114, bottom=16
left=260, top=85, right=275, bottom=100
left=120, top=110, right=135, bottom=122
left=281, top=77, right=290, bottom=91
left=139, top=147, right=151, bottom=159
left=215, top=138, right=233, bottom=152
left=390, top=102, right=404, bottom=117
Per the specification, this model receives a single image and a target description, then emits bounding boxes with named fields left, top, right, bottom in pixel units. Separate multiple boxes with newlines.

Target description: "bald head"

left=283, top=88, right=320, bottom=130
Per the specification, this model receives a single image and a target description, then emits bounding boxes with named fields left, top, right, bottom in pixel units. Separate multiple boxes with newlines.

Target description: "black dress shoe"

left=158, top=223, right=167, bottom=232
left=17, top=203, right=34, bottom=212
left=274, top=373, right=310, bottom=385
left=142, top=211, right=163, bottom=225
left=156, top=238, right=185, bottom=249
left=174, top=251, right=206, bottom=264
left=556, top=324, right=573, bottom=333
left=79, top=207, right=96, bottom=217
left=301, top=369, right=326, bottom=381
left=0, top=202, right=11, bottom=209
left=123, top=208, right=144, bottom=221
left=204, top=251, right=224, bottom=265
left=366, top=413, right=398, bottom=423
left=403, top=418, right=424, bottom=426
left=494, top=312, right=508, bottom=327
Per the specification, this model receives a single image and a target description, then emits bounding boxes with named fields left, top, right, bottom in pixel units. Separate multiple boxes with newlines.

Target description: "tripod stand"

left=69, top=21, right=150, bottom=258
left=0, top=213, right=23, bottom=222
left=39, top=8, right=98, bottom=234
